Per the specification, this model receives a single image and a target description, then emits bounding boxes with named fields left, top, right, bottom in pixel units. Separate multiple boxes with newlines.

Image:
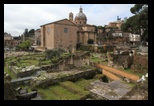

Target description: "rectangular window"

left=64, top=28, right=68, bottom=33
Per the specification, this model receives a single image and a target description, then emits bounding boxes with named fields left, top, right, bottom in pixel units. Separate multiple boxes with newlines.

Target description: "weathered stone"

left=89, top=80, right=133, bottom=100
left=21, top=69, right=26, bottom=72
left=19, top=88, right=28, bottom=94
left=30, top=69, right=97, bottom=88
left=124, top=78, right=130, bottom=83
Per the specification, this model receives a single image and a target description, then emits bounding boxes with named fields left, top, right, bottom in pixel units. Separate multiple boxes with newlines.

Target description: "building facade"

left=69, top=6, right=87, bottom=26
left=40, top=7, right=96, bottom=51
left=4, top=32, right=22, bottom=48
left=40, top=19, right=78, bottom=52
left=77, top=24, right=97, bottom=44
left=104, top=17, right=124, bottom=37
left=129, top=33, right=141, bottom=45
left=34, top=29, right=41, bottom=45
left=69, top=6, right=96, bottom=45
left=4, top=32, right=13, bottom=40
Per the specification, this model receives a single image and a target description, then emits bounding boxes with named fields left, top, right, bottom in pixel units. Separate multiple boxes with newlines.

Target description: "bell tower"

left=69, top=12, right=73, bottom=21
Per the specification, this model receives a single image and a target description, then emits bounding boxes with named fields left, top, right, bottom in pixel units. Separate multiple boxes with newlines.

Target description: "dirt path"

left=95, top=64, right=140, bottom=81
left=103, top=69, right=121, bottom=81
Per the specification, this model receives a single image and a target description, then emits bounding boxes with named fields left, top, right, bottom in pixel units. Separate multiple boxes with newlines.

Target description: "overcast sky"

left=4, top=4, right=135, bottom=36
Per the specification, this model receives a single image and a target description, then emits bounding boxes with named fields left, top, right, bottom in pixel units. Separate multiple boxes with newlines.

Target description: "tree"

left=45, top=49, right=61, bottom=61
left=28, top=29, right=35, bottom=36
left=23, top=28, right=35, bottom=37
left=58, top=48, right=66, bottom=53
left=87, top=39, right=94, bottom=44
left=24, top=28, right=29, bottom=37
left=121, top=4, right=148, bottom=41
left=19, top=40, right=31, bottom=50
left=45, top=49, right=54, bottom=60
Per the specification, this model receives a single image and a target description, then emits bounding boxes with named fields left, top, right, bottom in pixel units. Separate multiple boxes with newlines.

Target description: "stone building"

left=40, top=19, right=78, bottom=52
left=97, top=28, right=104, bottom=34
left=104, top=16, right=124, bottom=37
left=77, top=24, right=97, bottom=44
left=34, top=29, right=41, bottom=45
left=4, top=32, right=13, bottom=40
left=40, top=7, right=96, bottom=51
left=69, top=6, right=96, bottom=45
left=69, top=6, right=87, bottom=26
left=4, top=40, right=22, bottom=47
left=129, top=33, right=141, bottom=45
left=4, top=32, right=22, bottom=48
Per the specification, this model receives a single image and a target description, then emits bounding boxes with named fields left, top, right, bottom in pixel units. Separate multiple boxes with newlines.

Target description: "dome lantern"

left=75, top=6, right=87, bottom=26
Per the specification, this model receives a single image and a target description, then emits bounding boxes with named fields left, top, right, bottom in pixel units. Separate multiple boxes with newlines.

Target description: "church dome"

left=75, top=7, right=87, bottom=20
left=76, top=12, right=86, bottom=18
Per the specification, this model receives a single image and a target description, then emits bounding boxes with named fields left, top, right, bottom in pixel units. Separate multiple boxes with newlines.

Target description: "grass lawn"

left=5, top=57, right=16, bottom=62
left=41, top=60, right=51, bottom=64
left=20, top=54, right=44, bottom=59
left=74, top=78, right=96, bottom=89
left=38, top=84, right=81, bottom=100
left=36, top=73, right=104, bottom=100
left=37, top=77, right=101, bottom=100
left=5, top=52, right=72, bottom=69
left=59, top=81, right=89, bottom=96
left=17, top=59, right=39, bottom=67
left=90, top=53, right=106, bottom=63
left=7, top=72, right=103, bottom=100
left=60, top=53, right=70, bottom=57
left=90, top=57, right=104, bottom=63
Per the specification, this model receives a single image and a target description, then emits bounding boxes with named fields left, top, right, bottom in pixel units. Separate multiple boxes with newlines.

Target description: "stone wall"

left=6, top=52, right=90, bottom=78
left=113, top=55, right=134, bottom=69
left=73, top=57, right=83, bottom=67
left=30, top=69, right=98, bottom=88
left=131, top=55, right=148, bottom=73
left=73, top=51, right=90, bottom=67
left=78, top=45, right=115, bottom=53
left=16, top=69, right=40, bottom=78
left=139, top=46, right=148, bottom=53
left=107, top=52, right=133, bottom=69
